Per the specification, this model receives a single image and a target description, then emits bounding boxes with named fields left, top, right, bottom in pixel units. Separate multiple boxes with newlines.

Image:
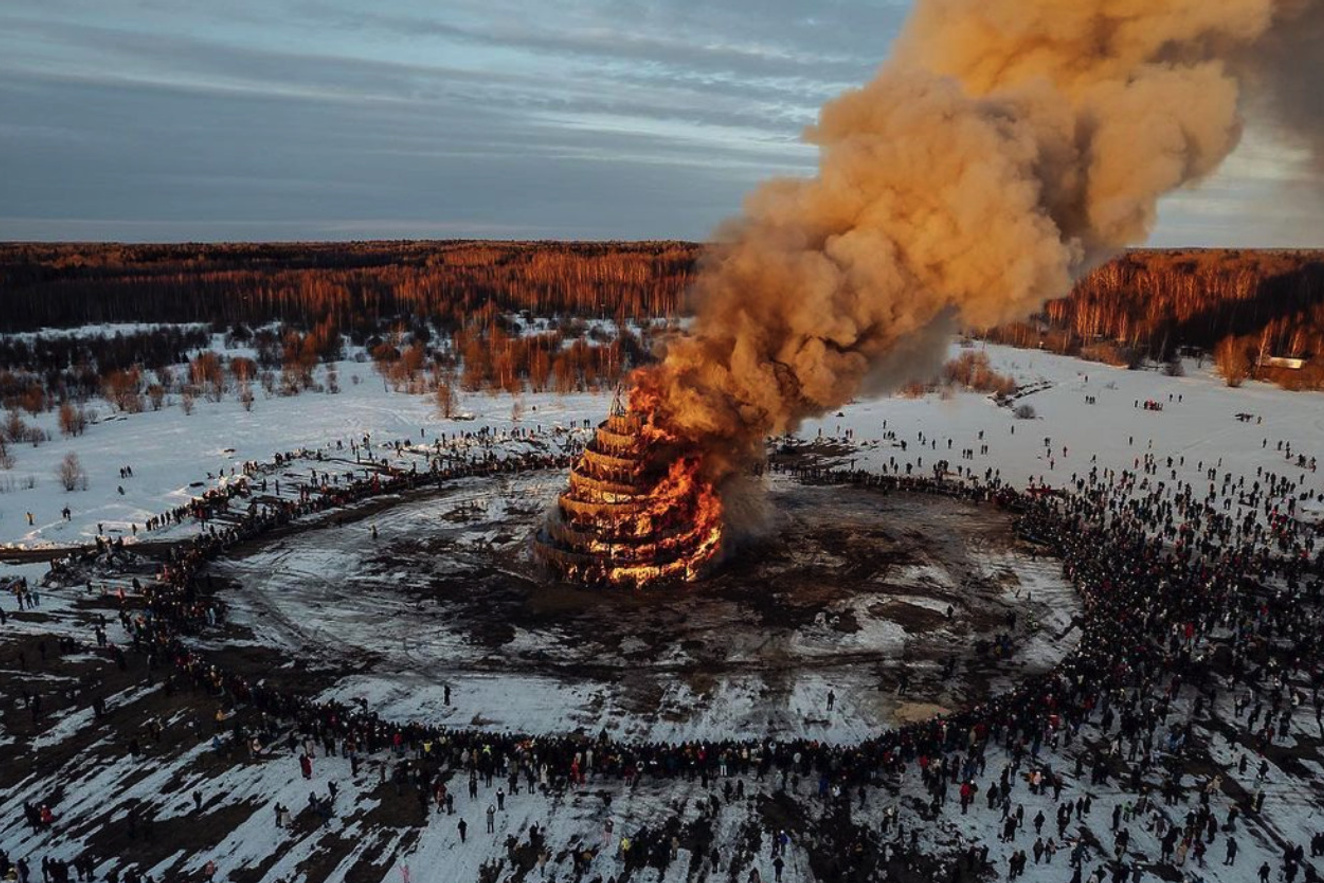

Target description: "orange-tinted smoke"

left=632, top=0, right=1317, bottom=483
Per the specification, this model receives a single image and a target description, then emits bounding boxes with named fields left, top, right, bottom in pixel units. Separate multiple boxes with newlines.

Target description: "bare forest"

left=987, top=249, right=1324, bottom=387
left=0, top=241, right=696, bottom=423
left=2, top=243, right=1323, bottom=413
left=0, top=241, right=699, bottom=333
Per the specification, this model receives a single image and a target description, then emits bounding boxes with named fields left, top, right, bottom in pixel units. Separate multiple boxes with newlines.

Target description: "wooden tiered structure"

left=534, top=393, right=723, bottom=587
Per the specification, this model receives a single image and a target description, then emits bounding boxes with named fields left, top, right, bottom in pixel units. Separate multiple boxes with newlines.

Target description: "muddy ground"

left=207, top=474, right=1080, bottom=740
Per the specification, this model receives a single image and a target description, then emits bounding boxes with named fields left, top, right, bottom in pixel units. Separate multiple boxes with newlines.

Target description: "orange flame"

left=602, top=456, right=725, bottom=587
left=535, top=393, right=726, bottom=588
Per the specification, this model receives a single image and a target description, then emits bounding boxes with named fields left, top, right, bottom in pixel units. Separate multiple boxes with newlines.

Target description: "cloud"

left=0, top=0, right=1316, bottom=242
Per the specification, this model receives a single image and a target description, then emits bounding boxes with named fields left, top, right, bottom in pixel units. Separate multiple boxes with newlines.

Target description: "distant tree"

left=57, top=452, right=87, bottom=491
left=4, top=410, right=27, bottom=445
left=18, top=385, right=45, bottom=416
left=529, top=345, right=553, bottom=392
left=58, top=402, right=81, bottom=437
left=102, top=368, right=145, bottom=413
left=191, top=351, right=225, bottom=401
left=436, top=381, right=459, bottom=419
left=61, top=402, right=88, bottom=436
left=281, top=328, right=320, bottom=388
left=942, top=352, right=1017, bottom=396
left=1014, top=404, right=1037, bottom=420
left=230, top=356, right=257, bottom=385
left=1215, top=336, right=1251, bottom=387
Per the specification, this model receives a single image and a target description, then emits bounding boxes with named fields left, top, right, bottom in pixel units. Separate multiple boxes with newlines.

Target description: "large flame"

left=600, top=456, right=725, bottom=586
left=535, top=402, right=726, bottom=588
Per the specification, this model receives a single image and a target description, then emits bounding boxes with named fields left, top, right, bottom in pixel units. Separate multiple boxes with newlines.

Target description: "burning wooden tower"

left=534, top=393, right=724, bottom=587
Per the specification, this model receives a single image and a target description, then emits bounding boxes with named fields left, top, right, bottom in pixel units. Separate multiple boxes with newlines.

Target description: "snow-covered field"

left=3, top=340, right=1320, bottom=557
left=0, top=352, right=606, bottom=552
left=3, top=334, right=1324, bottom=883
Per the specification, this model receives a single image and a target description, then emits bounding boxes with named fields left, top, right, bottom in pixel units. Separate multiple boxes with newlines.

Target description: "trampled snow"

left=3, top=337, right=1323, bottom=883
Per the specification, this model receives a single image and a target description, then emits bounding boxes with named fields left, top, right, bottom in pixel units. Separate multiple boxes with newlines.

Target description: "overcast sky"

left=0, top=0, right=1319, bottom=245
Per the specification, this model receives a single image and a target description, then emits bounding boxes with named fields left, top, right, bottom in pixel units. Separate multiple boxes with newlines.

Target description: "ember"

left=534, top=394, right=724, bottom=587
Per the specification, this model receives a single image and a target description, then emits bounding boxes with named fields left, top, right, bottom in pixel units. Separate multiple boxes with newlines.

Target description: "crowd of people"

left=22, top=423, right=593, bottom=542
left=5, top=418, right=1324, bottom=883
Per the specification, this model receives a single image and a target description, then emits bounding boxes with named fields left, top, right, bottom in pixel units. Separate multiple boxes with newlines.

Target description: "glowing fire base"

left=534, top=405, right=723, bottom=588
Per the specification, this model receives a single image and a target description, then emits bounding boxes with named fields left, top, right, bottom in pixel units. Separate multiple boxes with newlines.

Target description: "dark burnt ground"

left=367, top=484, right=1057, bottom=650
left=767, top=437, right=860, bottom=470
left=210, top=475, right=1079, bottom=736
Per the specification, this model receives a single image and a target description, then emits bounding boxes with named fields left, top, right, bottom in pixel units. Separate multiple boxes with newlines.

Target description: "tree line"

left=3, top=243, right=1322, bottom=395
left=984, top=249, right=1324, bottom=387
left=0, top=241, right=700, bottom=334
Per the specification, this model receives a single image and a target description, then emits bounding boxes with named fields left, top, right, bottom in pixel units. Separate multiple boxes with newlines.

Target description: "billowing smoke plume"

left=633, top=0, right=1320, bottom=480
left=1238, top=0, right=1324, bottom=172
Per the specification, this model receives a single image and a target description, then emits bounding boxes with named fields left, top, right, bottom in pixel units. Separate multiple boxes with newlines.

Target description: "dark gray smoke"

left=1239, top=0, right=1324, bottom=172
